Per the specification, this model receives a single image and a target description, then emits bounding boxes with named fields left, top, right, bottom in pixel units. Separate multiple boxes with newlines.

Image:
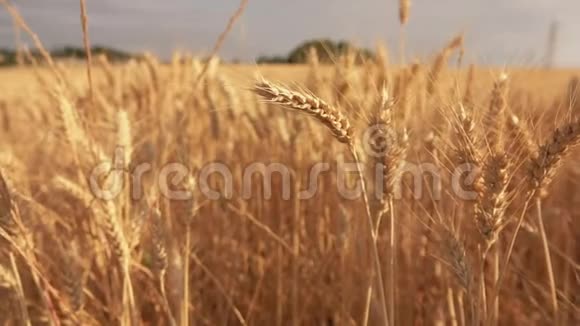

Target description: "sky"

left=0, top=0, right=579, bottom=66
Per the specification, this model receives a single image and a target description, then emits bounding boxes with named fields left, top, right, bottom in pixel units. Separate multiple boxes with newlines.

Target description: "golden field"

left=1, top=63, right=579, bottom=99
left=0, top=37, right=579, bottom=326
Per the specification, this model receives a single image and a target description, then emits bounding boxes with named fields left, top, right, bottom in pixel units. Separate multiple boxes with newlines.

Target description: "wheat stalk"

left=0, top=170, right=13, bottom=234
left=427, top=34, right=464, bottom=95
left=375, top=43, right=391, bottom=88
left=494, top=119, right=580, bottom=321
left=195, top=0, right=248, bottom=85
left=117, top=110, right=132, bottom=168
left=149, top=208, right=176, bottom=325
left=398, top=0, right=411, bottom=64
left=399, top=0, right=411, bottom=25
left=525, top=119, right=580, bottom=317
left=463, top=64, right=475, bottom=106
left=56, top=90, right=108, bottom=164
left=79, top=0, right=94, bottom=100
left=253, top=78, right=390, bottom=326
left=369, top=89, right=408, bottom=326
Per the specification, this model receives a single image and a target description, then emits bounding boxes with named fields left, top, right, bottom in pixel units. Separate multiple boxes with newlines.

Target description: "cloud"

left=0, top=0, right=578, bottom=65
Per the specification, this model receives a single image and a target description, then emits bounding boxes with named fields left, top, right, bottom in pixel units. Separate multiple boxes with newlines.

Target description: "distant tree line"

left=0, top=39, right=373, bottom=67
left=0, top=46, right=135, bottom=66
left=257, top=39, right=374, bottom=64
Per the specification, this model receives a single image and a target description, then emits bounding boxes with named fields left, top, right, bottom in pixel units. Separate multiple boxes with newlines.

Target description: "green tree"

left=287, top=39, right=373, bottom=64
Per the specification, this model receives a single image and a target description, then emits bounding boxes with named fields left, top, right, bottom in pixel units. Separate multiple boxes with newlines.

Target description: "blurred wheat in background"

left=0, top=0, right=578, bottom=325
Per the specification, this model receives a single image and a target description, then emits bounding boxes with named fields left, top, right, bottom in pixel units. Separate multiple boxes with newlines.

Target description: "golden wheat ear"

left=149, top=208, right=168, bottom=277
left=252, top=78, right=353, bottom=144
left=0, top=263, right=14, bottom=290
left=529, top=119, right=580, bottom=194
left=0, top=170, right=16, bottom=236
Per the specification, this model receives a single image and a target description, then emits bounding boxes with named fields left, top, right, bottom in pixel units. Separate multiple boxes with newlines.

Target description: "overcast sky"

left=0, top=0, right=579, bottom=66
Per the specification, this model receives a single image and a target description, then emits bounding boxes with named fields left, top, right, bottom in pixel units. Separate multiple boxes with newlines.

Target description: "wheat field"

left=0, top=2, right=579, bottom=326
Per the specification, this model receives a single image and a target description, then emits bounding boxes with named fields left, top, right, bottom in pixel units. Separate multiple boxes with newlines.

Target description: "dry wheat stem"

left=428, top=34, right=464, bottom=95
left=490, top=195, right=533, bottom=324
left=350, top=145, right=391, bottom=326
left=150, top=209, right=176, bottom=326
left=191, top=253, right=248, bottom=326
left=427, top=51, right=448, bottom=95
left=79, top=0, right=94, bottom=100
left=399, top=0, right=410, bottom=25
left=463, top=65, right=475, bottom=105
left=252, top=78, right=389, bottom=325
left=0, top=170, right=13, bottom=233
left=117, top=110, right=132, bottom=168
left=181, top=224, right=191, bottom=326
left=195, top=0, right=248, bottom=85
left=226, top=202, right=295, bottom=253
left=387, top=197, right=396, bottom=326
left=517, top=117, right=573, bottom=320
left=534, top=198, right=559, bottom=317
left=57, top=91, right=108, bottom=164
left=372, top=90, right=407, bottom=326
left=398, top=0, right=410, bottom=63
left=10, top=254, right=31, bottom=326
left=362, top=287, right=373, bottom=326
